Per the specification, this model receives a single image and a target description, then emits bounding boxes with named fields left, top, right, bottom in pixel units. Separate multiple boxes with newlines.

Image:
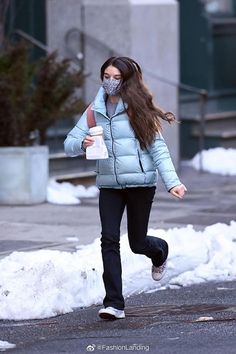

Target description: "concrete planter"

left=0, top=146, right=49, bottom=205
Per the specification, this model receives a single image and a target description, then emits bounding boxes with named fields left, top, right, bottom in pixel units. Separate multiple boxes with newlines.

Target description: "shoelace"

left=154, top=262, right=166, bottom=273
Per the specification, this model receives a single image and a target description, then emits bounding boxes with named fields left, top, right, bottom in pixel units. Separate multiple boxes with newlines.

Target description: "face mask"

left=102, top=78, right=121, bottom=96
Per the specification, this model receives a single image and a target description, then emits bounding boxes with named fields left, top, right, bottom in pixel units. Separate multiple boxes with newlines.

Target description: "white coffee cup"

left=86, top=126, right=108, bottom=160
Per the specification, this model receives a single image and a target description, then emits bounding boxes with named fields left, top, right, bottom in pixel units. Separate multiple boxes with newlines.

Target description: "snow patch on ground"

left=190, top=148, right=236, bottom=175
left=0, top=222, right=235, bottom=321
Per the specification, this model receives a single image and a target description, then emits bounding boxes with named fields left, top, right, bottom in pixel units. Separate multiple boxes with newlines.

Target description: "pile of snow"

left=0, top=341, right=16, bottom=351
left=0, top=221, right=235, bottom=321
left=191, top=147, right=236, bottom=175
left=47, top=179, right=99, bottom=205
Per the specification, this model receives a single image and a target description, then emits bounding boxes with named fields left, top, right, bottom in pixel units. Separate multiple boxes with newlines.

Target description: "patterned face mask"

left=102, top=78, right=122, bottom=96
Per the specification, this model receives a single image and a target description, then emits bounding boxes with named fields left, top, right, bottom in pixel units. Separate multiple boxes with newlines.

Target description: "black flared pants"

left=99, top=187, right=169, bottom=310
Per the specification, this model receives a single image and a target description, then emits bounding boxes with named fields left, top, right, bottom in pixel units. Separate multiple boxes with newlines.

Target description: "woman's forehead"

left=104, top=65, right=121, bottom=76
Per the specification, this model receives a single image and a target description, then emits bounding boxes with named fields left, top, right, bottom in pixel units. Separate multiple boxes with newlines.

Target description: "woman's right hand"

left=82, top=135, right=95, bottom=149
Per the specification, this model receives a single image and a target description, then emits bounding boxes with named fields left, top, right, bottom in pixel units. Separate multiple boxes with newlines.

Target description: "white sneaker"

left=98, top=306, right=125, bottom=320
left=152, top=260, right=167, bottom=281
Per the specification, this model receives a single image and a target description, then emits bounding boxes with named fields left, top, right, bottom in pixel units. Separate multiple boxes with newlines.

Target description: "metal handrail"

left=144, top=69, right=208, bottom=97
left=15, top=29, right=49, bottom=52
left=144, top=70, right=208, bottom=171
left=14, top=29, right=226, bottom=172
left=14, top=29, right=208, bottom=96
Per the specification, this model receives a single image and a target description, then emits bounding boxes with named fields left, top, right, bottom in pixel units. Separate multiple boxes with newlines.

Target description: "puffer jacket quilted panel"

left=64, top=87, right=180, bottom=190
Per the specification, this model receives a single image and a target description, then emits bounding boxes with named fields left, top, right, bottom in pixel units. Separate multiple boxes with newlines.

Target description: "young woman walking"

left=64, top=56, right=187, bottom=320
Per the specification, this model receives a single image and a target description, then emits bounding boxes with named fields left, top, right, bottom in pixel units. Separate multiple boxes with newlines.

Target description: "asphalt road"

left=1, top=280, right=235, bottom=353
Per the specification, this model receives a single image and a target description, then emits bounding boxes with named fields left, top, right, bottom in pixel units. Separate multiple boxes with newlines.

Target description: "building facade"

left=3, top=0, right=236, bottom=164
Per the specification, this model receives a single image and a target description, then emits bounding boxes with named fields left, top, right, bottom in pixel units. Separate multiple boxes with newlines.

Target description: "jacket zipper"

left=109, top=119, right=120, bottom=186
left=94, top=108, right=125, bottom=187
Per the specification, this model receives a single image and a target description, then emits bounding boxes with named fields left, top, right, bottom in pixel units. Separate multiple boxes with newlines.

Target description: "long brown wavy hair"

left=100, top=56, right=176, bottom=150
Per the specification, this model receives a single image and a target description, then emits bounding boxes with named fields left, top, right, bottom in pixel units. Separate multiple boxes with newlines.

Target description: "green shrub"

left=0, top=41, right=85, bottom=146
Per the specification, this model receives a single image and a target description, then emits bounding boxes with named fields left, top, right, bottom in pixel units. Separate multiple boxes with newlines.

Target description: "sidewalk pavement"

left=0, top=165, right=236, bottom=353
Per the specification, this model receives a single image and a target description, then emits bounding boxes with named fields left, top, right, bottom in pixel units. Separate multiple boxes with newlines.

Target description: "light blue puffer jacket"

left=64, top=87, right=181, bottom=190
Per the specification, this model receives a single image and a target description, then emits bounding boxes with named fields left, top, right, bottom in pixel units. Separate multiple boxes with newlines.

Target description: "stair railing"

left=14, top=29, right=210, bottom=171
left=144, top=70, right=208, bottom=172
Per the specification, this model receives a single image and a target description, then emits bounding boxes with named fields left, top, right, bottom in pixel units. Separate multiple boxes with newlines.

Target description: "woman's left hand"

left=169, top=184, right=187, bottom=199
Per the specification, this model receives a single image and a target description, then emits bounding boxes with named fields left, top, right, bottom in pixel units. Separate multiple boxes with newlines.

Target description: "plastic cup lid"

left=89, top=126, right=103, bottom=135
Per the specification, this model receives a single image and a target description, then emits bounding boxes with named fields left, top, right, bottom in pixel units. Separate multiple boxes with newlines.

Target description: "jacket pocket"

left=137, top=150, right=145, bottom=173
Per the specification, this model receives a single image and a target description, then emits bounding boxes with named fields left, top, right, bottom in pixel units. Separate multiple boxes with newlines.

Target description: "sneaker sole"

left=98, top=312, right=125, bottom=320
left=99, top=312, right=117, bottom=320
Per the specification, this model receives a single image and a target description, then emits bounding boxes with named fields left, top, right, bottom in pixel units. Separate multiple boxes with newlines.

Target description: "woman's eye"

left=104, top=75, right=121, bottom=80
